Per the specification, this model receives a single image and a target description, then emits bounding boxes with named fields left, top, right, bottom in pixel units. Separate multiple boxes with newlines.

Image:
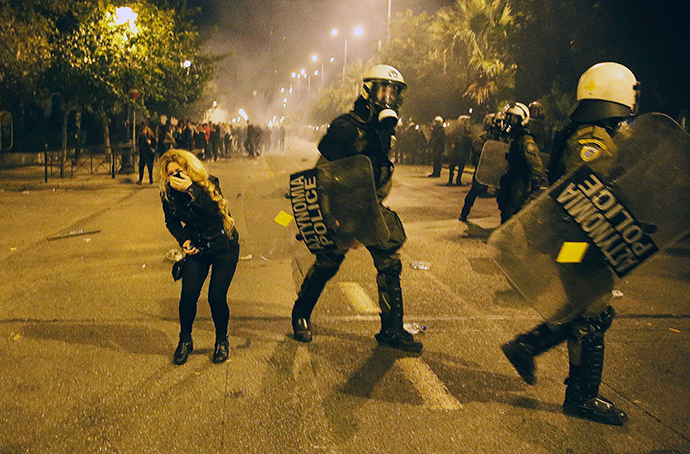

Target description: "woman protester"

left=158, top=149, right=240, bottom=365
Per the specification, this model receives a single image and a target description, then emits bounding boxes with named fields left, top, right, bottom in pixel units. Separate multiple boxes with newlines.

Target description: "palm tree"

left=435, top=0, right=516, bottom=107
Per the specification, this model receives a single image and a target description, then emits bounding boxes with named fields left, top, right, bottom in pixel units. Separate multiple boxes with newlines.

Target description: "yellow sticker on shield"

left=556, top=242, right=589, bottom=263
left=274, top=210, right=293, bottom=227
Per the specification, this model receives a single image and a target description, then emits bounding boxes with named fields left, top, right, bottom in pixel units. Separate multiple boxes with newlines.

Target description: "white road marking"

left=398, top=357, right=463, bottom=410
left=339, top=282, right=380, bottom=314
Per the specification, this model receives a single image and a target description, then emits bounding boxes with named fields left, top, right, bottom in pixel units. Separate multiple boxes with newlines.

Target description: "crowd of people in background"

left=134, top=117, right=289, bottom=183
left=134, top=105, right=548, bottom=188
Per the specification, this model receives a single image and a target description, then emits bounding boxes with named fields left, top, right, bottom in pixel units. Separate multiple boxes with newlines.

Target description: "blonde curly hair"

left=158, top=149, right=235, bottom=234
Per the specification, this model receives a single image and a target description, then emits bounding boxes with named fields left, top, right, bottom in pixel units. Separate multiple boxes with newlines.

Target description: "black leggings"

left=179, top=242, right=240, bottom=339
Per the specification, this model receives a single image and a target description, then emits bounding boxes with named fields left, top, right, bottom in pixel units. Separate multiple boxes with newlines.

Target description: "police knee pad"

left=570, top=306, right=616, bottom=344
left=377, top=260, right=402, bottom=279
left=585, top=306, right=616, bottom=334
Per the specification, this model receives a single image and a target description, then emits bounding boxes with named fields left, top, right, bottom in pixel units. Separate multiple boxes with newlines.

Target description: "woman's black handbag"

left=171, top=256, right=187, bottom=281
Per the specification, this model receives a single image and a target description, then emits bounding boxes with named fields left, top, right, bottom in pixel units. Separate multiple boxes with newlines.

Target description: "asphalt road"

left=0, top=139, right=688, bottom=453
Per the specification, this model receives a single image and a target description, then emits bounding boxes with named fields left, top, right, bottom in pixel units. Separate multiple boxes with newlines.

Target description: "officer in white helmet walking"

left=502, top=62, right=641, bottom=426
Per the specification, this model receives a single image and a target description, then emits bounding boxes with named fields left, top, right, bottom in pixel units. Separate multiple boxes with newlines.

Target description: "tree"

left=434, top=0, right=516, bottom=111
left=0, top=0, right=219, bottom=157
left=372, top=1, right=517, bottom=123
left=55, top=1, right=216, bottom=118
left=0, top=0, right=62, bottom=105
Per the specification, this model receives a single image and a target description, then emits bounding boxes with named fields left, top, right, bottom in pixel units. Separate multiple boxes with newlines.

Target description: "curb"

left=1, top=175, right=140, bottom=191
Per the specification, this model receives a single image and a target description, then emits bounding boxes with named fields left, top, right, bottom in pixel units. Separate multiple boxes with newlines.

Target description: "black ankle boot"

left=292, top=316, right=312, bottom=343
left=173, top=336, right=193, bottom=365
left=375, top=326, right=423, bottom=353
left=501, top=322, right=571, bottom=385
left=374, top=269, right=423, bottom=353
left=212, top=337, right=230, bottom=363
left=290, top=263, right=339, bottom=343
left=562, top=334, right=627, bottom=425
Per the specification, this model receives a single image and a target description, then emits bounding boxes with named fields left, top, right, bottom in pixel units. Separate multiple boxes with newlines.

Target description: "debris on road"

left=47, top=229, right=101, bottom=241
left=410, top=261, right=431, bottom=270
left=166, top=249, right=184, bottom=262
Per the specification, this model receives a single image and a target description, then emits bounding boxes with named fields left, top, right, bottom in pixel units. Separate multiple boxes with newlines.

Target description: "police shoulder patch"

left=577, top=138, right=606, bottom=162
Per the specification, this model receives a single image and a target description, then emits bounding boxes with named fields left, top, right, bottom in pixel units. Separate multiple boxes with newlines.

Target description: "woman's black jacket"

left=161, top=175, right=238, bottom=254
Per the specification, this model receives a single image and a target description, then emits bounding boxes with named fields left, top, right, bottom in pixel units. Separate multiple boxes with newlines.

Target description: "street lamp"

left=110, top=6, right=139, bottom=157
left=113, top=7, right=138, bottom=34
left=292, top=71, right=303, bottom=98
left=332, top=27, right=363, bottom=82
left=311, top=54, right=325, bottom=87
left=387, top=0, right=392, bottom=45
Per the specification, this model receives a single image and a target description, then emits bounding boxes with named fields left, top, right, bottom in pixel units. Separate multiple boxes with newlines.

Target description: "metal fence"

left=42, top=143, right=136, bottom=182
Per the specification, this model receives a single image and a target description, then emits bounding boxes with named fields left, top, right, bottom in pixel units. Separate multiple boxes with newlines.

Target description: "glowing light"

left=238, top=109, right=249, bottom=121
left=354, top=27, right=363, bottom=36
left=114, top=7, right=138, bottom=34
left=182, top=60, right=192, bottom=68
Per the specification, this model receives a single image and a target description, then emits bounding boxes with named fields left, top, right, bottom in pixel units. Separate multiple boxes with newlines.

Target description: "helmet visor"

left=370, top=81, right=405, bottom=110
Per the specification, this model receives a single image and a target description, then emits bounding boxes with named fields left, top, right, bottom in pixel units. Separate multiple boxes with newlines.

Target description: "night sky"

left=186, top=0, right=690, bottom=123
left=187, top=0, right=455, bottom=121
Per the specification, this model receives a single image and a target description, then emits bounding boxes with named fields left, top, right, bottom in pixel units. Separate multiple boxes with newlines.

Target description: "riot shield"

left=241, top=170, right=307, bottom=261
left=488, top=113, right=690, bottom=323
left=289, top=154, right=390, bottom=254
left=475, top=140, right=509, bottom=188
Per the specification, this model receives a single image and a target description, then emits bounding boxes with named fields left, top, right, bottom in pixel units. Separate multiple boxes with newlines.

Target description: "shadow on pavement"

left=22, top=322, right=171, bottom=356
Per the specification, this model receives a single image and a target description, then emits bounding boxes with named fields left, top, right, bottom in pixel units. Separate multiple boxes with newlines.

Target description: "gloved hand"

left=528, top=185, right=548, bottom=203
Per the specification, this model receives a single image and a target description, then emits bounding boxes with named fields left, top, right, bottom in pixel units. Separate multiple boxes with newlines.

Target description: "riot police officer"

left=496, top=102, right=546, bottom=223
left=291, top=65, right=423, bottom=353
left=528, top=101, right=553, bottom=170
left=501, top=62, right=640, bottom=425
left=428, top=116, right=445, bottom=177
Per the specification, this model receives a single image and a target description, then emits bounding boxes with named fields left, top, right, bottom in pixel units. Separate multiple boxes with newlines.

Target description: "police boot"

left=291, top=264, right=339, bottom=343
left=563, top=333, right=627, bottom=425
left=374, top=269, right=423, bottom=353
left=459, top=206, right=470, bottom=222
left=501, top=322, right=571, bottom=385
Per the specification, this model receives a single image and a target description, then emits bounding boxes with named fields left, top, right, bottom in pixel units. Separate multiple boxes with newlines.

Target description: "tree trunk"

left=60, top=107, right=70, bottom=178
left=102, top=110, right=111, bottom=156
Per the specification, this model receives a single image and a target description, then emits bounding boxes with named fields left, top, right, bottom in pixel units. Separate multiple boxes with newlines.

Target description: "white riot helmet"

left=570, top=62, right=640, bottom=123
left=502, top=102, right=530, bottom=127
left=362, top=64, right=407, bottom=125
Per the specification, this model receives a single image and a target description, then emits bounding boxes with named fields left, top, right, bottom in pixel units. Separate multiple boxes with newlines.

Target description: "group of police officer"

left=290, top=61, right=643, bottom=425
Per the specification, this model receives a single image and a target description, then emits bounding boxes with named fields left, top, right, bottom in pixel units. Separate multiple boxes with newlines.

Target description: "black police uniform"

left=496, top=125, right=544, bottom=223
left=291, top=96, right=422, bottom=352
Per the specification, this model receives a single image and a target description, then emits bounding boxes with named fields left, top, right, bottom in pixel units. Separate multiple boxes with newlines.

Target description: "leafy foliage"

left=0, top=0, right=219, bottom=150
left=53, top=1, right=216, bottom=115
left=304, top=0, right=518, bottom=125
